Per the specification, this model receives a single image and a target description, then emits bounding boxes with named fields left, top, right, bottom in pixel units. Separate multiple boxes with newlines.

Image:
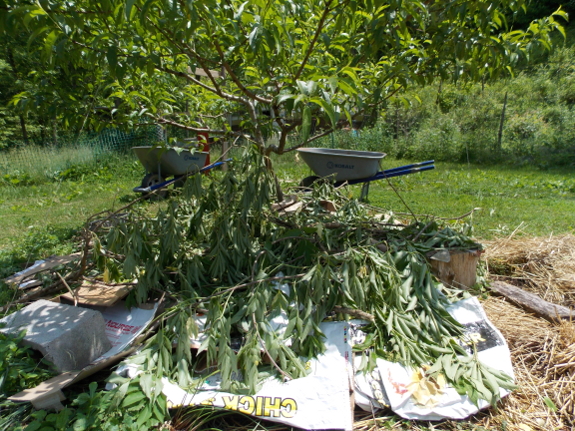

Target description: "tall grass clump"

left=0, top=144, right=141, bottom=186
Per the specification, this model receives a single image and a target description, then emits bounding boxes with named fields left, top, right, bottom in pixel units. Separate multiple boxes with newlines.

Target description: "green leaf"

left=234, top=2, right=249, bottom=20
left=125, top=0, right=137, bottom=20
left=122, top=390, right=147, bottom=408
left=139, top=373, right=153, bottom=398
left=136, top=404, right=153, bottom=427
left=543, top=396, right=558, bottom=412
left=107, top=45, right=118, bottom=70
left=311, top=97, right=336, bottom=129
left=300, top=105, right=311, bottom=143
left=276, top=93, right=294, bottom=104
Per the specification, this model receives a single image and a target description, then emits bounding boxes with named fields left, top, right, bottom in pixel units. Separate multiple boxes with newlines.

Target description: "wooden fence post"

left=496, top=91, right=508, bottom=152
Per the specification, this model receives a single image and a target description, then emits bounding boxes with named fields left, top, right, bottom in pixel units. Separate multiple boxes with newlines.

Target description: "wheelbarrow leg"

left=360, top=182, right=370, bottom=202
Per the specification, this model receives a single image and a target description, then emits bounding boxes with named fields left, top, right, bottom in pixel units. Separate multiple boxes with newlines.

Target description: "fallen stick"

left=333, top=306, right=375, bottom=322
left=488, top=280, right=575, bottom=322
left=3, top=253, right=81, bottom=286
left=0, top=265, right=93, bottom=313
left=57, top=273, right=78, bottom=306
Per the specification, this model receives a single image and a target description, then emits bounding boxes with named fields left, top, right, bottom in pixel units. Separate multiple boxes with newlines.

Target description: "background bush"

left=312, top=46, right=575, bottom=168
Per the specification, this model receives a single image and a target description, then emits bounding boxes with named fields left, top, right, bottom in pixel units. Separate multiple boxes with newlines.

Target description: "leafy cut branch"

left=86, top=149, right=512, bottom=406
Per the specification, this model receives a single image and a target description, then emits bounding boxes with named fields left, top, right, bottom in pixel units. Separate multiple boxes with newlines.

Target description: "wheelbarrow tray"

left=132, top=146, right=209, bottom=177
left=297, top=148, right=386, bottom=181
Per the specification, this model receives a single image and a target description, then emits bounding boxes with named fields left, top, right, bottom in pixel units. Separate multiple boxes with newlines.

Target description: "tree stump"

left=429, top=249, right=482, bottom=289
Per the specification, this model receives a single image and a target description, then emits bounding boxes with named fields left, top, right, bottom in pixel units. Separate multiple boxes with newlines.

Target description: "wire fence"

left=0, top=127, right=167, bottom=178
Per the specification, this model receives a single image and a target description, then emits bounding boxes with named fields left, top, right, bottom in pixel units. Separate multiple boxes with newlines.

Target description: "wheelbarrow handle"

left=380, top=160, right=434, bottom=175
left=376, top=164, right=435, bottom=179
left=339, top=163, right=435, bottom=186
left=134, top=158, right=232, bottom=193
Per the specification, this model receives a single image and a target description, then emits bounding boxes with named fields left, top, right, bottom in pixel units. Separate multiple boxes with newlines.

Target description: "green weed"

left=0, top=331, right=56, bottom=430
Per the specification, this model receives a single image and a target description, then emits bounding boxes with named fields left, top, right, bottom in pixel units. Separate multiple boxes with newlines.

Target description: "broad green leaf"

left=125, top=0, right=137, bottom=20
left=122, top=390, right=147, bottom=408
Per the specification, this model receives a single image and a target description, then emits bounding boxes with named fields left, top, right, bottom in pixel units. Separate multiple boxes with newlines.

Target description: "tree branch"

left=281, top=127, right=335, bottom=154
left=155, top=66, right=243, bottom=103
left=152, top=115, right=220, bottom=134
left=202, top=274, right=305, bottom=302
left=294, top=0, right=334, bottom=80
left=212, top=38, right=272, bottom=104
left=252, top=313, right=293, bottom=381
left=332, top=305, right=375, bottom=322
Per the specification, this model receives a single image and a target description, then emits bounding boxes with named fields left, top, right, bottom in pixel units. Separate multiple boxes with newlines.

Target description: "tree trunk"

left=39, top=117, right=47, bottom=145
left=264, top=155, right=284, bottom=203
left=6, top=46, right=29, bottom=144
left=52, top=118, right=58, bottom=146
left=435, top=79, right=443, bottom=105
left=429, top=249, right=481, bottom=289
left=221, top=139, right=229, bottom=171
left=19, top=115, right=29, bottom=144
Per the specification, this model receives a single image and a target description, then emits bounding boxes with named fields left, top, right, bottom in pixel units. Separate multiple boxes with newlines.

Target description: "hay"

left=479, top=234, right=575, bottom=430
left=483, top=234, right=575, bottom=308
left=480, top=297, right=573, bottom=431
left=353, top=235, right=575, bottom=431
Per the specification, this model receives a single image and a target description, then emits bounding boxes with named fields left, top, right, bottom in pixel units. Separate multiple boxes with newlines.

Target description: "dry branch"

left=488, top=280, right=575, bottom=321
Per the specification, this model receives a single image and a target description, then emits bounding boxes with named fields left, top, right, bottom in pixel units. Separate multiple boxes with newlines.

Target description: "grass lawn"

left=1, top=150, right=574, bottom=258
left=276, top=152, right=575, bottom=239
left=0, top=155, right=144, bottom=278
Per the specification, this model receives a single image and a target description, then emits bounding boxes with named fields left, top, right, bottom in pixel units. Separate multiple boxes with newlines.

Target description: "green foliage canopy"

left=0, top=0, right=566, bottom=154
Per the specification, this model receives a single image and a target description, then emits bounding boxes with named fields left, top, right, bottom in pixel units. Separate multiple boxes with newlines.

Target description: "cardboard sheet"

left=377, top=297, right=514, bottom=420
left=115, top=321, right=355, bottom=431
left=59, top=282, right=131, bottom=308
left=9, top=300, right=159, bottom=406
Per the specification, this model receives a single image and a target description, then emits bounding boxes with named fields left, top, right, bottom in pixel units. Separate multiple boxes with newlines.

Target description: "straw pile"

left=354, top=234, right=575, bottom=431
left=477, top=234, right=575, bottom=431
left=479, top=297, right=575, bottom=431
left=483, top=234, right=575, bottom=308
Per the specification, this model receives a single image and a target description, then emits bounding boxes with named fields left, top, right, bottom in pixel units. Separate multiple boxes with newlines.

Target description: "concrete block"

left=0, top=300, right=112, bottom=372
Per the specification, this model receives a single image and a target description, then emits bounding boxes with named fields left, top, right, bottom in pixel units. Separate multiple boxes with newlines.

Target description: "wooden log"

left=488, top=280, right=575, bottom=321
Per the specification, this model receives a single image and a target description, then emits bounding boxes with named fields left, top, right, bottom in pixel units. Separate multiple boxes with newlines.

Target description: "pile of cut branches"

left=90, top=148, right=512, bottom=419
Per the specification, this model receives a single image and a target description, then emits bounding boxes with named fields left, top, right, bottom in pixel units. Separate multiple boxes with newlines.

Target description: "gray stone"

left=0, top=300, right=112, bottom=372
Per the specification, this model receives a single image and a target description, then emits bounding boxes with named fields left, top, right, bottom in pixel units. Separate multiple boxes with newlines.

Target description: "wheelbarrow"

left=133, top=159, right=231, bottom=196
left=132, top=146, right=229, bottom=198
left=297, top=148, right=435, bottom=200
left=132, top=146, right=210, bottom=191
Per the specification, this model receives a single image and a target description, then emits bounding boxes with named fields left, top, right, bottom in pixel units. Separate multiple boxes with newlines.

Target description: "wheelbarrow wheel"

left=300, top=175, right=319, bottom=189
left=141, top=174, right=167, bottom=199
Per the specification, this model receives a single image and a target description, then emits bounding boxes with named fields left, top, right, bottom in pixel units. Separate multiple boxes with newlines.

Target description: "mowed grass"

left=0, top=155, right=144, bottom=251
left=1, top=149, right=574, bottom=255
left=275, top=152, right=575, bottom=239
